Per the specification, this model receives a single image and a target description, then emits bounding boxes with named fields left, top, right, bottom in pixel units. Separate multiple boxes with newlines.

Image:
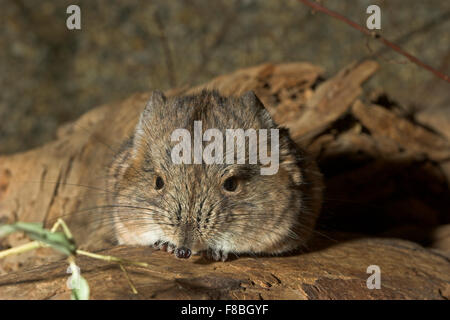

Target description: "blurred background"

left=0, top=0, right=449, bottom=154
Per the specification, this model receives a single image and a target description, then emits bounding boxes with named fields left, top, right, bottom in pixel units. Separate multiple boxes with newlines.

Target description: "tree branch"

left=297, top=0, right=450, bottom=83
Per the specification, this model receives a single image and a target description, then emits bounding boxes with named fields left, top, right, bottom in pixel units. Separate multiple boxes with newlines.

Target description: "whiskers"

left=42, top=194, right=177, bottom=246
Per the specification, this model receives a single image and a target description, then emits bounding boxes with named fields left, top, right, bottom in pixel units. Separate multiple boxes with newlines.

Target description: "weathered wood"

left=0, top=238, right=448, bottom=300
left=0, top=61, right=449, bottom=299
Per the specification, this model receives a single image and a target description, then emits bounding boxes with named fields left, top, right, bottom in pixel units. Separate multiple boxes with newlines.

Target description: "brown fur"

left=108, top=90, right=323, bottom=261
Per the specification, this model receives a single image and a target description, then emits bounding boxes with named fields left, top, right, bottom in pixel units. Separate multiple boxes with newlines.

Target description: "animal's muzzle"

left=175, top=247, right=192, bottom=259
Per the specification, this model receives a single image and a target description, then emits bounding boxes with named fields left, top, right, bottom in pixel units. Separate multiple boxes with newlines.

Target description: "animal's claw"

left=205, top=248, right=228, bottom=262
left=152, top=241, right=174, bottom=252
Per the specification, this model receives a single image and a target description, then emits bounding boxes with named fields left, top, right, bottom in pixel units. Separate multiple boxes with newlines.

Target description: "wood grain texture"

left=0, top=61, right=449, bottom=299
left=0, top=239, right=448, bottom=300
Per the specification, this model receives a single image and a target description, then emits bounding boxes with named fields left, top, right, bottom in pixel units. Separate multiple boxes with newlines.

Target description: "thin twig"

left=0, top=219, right=158, bottom=295
left=119, top=264, right=138, bottom=294
left=297, top=0, right=450, bottom=83
left=76, top=249, right=150, bottom=268
left=374, top=10, right=450, bottom=57
left=154, top=10, right=177, bottom=88
left=0, top=241, right=42, bottom=259
left=50, top=218, right=73, bottom=241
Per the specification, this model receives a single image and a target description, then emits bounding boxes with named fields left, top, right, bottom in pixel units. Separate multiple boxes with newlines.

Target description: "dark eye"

left=223, top=177, right=238, bottom=192
left=155, top=176, right=164, bottom=190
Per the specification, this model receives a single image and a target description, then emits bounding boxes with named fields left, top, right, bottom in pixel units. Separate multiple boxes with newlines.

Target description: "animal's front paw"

left=152, top=241, right=175, bottom=253
left=204, top=248, right=229, bottom=262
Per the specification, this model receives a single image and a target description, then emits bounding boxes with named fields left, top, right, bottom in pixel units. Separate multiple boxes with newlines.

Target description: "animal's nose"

left=175, top=247, right=192, bottom=259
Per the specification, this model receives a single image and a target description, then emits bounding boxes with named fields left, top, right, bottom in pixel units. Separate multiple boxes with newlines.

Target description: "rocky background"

left=1, top=0, right=449, bottom=154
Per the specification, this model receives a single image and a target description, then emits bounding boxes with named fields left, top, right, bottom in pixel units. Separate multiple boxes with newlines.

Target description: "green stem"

left=76, top=249, right=150, bottom=268
left=0, top=241, right=43, bottom=259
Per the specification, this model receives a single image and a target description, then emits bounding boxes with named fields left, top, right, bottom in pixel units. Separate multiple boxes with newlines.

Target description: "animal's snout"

left=175, top=247, right=192, bottom=259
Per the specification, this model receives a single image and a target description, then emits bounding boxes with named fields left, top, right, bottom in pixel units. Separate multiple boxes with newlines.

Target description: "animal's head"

left=109, top=90, right=321, bottom=260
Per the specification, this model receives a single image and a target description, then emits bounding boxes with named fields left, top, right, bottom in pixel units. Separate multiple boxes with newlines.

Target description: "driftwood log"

left=0, top=61, right=449, bottom=299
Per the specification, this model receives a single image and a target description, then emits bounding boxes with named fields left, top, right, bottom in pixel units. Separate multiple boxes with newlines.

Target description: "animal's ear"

left=142, top=90, right=166, bottom=117
left=135, top=90, right=166, bottom=136
left=132, top=90, right=167, bottom=156
left=240, top=91, right=275, bottom=128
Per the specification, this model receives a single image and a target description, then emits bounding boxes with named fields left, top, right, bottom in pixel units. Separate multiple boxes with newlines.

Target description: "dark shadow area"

left=315, top=155, right=449, bottom=247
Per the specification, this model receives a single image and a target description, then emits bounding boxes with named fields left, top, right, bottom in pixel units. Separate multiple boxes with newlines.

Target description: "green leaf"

left=0, top=222, right=76, bottom=255
left=0, top=224, right=16, bottom=238
left=13, top=222, right=45, bottom=234
left=71, top=275, right=90, bottom=300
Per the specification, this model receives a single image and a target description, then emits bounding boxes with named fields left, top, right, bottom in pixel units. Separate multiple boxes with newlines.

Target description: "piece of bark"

left=431, top=224, right=450, bottom=253
left=352, top=102, right=450, bottom=162
left=0, top=61, right=449, bottom=299
left=0, top=238, right=448, bottom=300
left=0, top=94, right=151, bottom=271
left=186, top=62, right=325, bottom=127
left=288, top=60, right=379, bottom=145
left=416, top=106, right=450, bottom=142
